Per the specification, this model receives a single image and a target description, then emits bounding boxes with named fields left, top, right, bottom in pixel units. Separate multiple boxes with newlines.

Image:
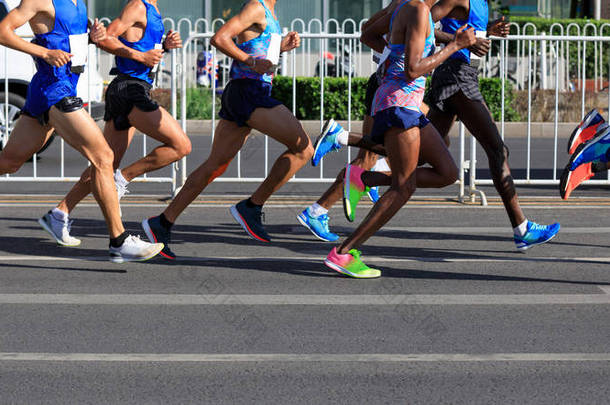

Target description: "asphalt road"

left=0, top=197, right=609, bottom=403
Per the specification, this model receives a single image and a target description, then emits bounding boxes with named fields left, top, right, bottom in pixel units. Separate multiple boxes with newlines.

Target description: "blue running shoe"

left=230, top=199, right=271, bottom=243
left=367, top=186, right=380, bottom=203
left=312, top=118, right=345, bottom=166
left=569, top=124, right=610, bottom=171
left=514, top=221, right=561, bottom=251
left=142, top=215, right=176, bottom=260
left=297, top=209, right=339, bottom=242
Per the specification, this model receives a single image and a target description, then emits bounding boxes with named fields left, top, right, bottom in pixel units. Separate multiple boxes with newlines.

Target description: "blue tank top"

left=230, top=0, right=282, bottom=84
left=116, top=0, right=164, bottom=84
left=372, top=0, right=435, bottom=114
left=440, top=0, right=488, bottom=63
left=31, top=0, right=88, bottom=83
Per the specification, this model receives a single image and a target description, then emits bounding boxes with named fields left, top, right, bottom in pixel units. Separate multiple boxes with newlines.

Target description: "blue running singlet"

left=115, top=0, right=164, bottom=84
left=372, top=0, right=435, bottom=114
left=22, top=0, right=88, bottom=120
left=440, top=0, right=488, bottom=64
left=230, top=0, right=281, bottom=84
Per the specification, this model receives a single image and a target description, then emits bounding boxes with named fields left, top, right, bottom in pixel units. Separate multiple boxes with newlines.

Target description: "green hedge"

left=271, top=75, right=520, bottom=122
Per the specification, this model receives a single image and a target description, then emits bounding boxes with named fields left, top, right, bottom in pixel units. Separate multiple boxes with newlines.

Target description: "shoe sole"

left=141, top=219, right=176, bottom=260
left=343, top=165, right=354, bottom=222
left=324, top=259, right=381, bottom=279
left=567, top=109, right=604, bottom=153
left=559, top=166, right=571, bottom=200
left=230, top=206, right=270, bottom=243
left=569, top=127, right=610, bottom=171
left=296, top=214, right=337, bottom=242
left=37, top=217, right=81, bottom=247
left=311, top=119, right=335, bottom=167
left=109, top=243, right=164, bottom=263
left=516, top=230, right=560, bottom=252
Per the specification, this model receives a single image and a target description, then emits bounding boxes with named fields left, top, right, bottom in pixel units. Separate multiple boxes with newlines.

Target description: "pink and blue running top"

left=230, top=0, right=281, bottom=84
left=441, top=0, right=488, bottom=64
left=23, top=0, right=88, bottom=118
left=115, top=0, right=164, bottom=84
left=372, top=0, right=435, bottom=115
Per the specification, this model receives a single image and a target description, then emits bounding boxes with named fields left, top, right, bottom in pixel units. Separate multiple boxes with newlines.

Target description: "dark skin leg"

left=338, top=126, right=420, bottom=254
left=317, top=115, right=379, bottom=210
left=428, top=91, right=526, bottom=227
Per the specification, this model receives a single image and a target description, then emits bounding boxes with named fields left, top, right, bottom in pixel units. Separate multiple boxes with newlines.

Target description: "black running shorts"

left=104, top=74, right=159, bottom=131
left=427, top=58, right=485, bottom=115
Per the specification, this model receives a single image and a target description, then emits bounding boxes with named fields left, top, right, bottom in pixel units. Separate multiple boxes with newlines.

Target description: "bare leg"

left=163, top=119, right=250, bottom=223
left=48, top=107, right=124, bottom=238
left=446, top=92, right=526, bottom=227
left=57, top=122, right=135, bottom=214
left=317, top=115, right=378, bottom=209
left=0, top=115, right=54, bottom=175
left=355, top=123, right=459, bottom=189
left=338, top=126, right=420, bottom=254
left=120, top=107, right=191, bottom=181
left=426, top=107, right=457, bottom=147
left=247, top=105, right=314, bottom=205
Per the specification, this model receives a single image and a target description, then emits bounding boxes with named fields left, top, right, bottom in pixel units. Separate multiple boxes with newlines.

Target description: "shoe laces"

left=125, top=234, right=145, bottom=246
left=528, top=222, right=546, bottom=232
left=318, top=214, right=330, bottom=229
left=117, top=185, right=130, bottom=199
left=349, top=249, right=362, bottom=261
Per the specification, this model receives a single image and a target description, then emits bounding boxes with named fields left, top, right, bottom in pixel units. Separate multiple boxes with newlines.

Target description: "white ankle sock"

left=372, top=158, right=390, bottom=172
left=308, top=203, right=328, bottom=218
left=336, top=130, right=349, bottom=146
left=51, top=207, right=68, bottom=221
left=115, top=169, right=129, bottom=187
left=514, top=219, right=528, bottom=236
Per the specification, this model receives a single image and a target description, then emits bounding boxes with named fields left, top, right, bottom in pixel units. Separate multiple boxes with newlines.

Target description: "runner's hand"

left=281, top=31, right=300, bottom=52
left=469, top=37, right=490, bottom=57
left=488, top=16, right=510, bottom=38
left=453, top=25, right=476, bottom=50
left=163, top=30, right=182, bottom=50
left=140, top=49, right=164, bottom=68
left=89, top=18, right=106, bottom=44
left=43, top=49, right=72, bottom=67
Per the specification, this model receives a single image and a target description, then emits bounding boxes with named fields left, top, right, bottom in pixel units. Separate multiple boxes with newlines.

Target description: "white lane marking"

left=1, top=255, right=610, bottom=264
left=3, top=204, right=610, bottom=210
left=0, top=353, right=608, bottom=363
left=599, top=286, right=610, bottom=295
left=0, top=293, right=608, bottom=306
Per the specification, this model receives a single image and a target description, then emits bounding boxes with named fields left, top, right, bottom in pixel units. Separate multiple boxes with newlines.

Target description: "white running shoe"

left=109, top=235, right=164, bottom=263
left=38, top=211, right=81, bottom=247
left=114, top=169, right=129, bottom=217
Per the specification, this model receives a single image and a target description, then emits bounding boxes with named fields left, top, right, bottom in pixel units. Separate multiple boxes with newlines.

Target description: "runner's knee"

left=175, top=136, right=192, bottom=159
left=89, top=146, right=114, bottom=172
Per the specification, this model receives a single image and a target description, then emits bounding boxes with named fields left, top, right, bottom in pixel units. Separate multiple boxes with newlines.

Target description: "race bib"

left=374, top=46, right=391, bottom=67
left=69, top=33, right=89, bottom=72
left=266, top=33, right=282, bottom=66
left=151, top=43, right=163, bottom=74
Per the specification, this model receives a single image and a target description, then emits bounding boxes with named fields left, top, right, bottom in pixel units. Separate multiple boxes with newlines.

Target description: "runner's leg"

left=0, top=116, right=53, bottom=174
left=338, top=126, right=419, bottom=254
left=247, top=104, right=313, bottom=205
left=317, top=115, right=378, bottom=209
left=162, top=119, right=250, bottom=223
left=48, top=107, right=124, bottom=238
left=447, top=92, right=526, bottom=227
left=120, top=107, right=191, bottom=181
left=57, top=122, right=135, bottom=214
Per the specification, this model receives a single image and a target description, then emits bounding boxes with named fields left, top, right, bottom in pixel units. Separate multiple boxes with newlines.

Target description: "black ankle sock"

left=159, top=213, right=174, bottom=230
left=246, top=198, right=262, bottom=209
left=110, top=231, right=129, bottom=248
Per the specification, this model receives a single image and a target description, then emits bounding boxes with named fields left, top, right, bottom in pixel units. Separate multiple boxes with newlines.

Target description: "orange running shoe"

left=567, top=109, right=605, bottom=154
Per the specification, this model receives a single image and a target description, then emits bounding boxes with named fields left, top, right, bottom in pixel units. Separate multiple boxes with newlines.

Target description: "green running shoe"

left=324, top=247, right=381, bottom=279
left=343, top=164, right=369, bottom=222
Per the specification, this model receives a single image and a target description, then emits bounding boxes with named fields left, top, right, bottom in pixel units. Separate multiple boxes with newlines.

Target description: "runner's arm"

left=404, top=2, right=474, bottom=81
left=430, top=0, right=461, bottom=44
left=0, top=0, right=71, bottom=66
left=211, top=1, right=267, bottom=66
left=96, top=0, right=162, bottom=67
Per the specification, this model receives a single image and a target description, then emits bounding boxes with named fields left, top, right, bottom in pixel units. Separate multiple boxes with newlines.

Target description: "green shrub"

left=178, top=87, right=220, bottom=120
left=272, top=75, right=520, bottom=121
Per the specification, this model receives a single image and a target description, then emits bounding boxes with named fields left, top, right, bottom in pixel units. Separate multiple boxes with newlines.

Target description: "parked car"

left=0, top=0, right=105, bottom=154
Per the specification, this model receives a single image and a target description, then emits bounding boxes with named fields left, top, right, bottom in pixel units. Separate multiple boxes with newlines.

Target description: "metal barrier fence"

left=1, top=18, right=609, bottom=202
